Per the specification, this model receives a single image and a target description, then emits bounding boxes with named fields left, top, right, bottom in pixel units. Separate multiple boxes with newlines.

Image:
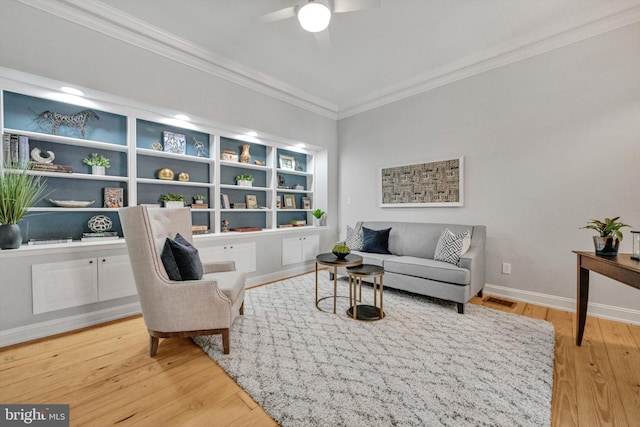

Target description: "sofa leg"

left=477, top=289, right=483, bottom=298
left=221, top=329, right=230, bottom=354
left=329, top=272, right=335, bottom=281
left=149, top=335, right=159, bottom=357
left=239, top=301, right=244, bottom=316
left=457, top=303, right=464, bottom=314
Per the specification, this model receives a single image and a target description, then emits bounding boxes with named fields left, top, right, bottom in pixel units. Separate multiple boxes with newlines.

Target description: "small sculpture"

left=221, top=219, right=230, bottom=232
left=240, top=144, right=251, bottom=163
left=149, top=142, right=163, bottom=151
left=177, top=172, right=190, bottom=182
left=30, top=147, right=55, bottom=163
left=88, top=215, right=113, bottom=233
left=35, top=109, right=99, bottom=138
left=157, top=168, right=175, bottom=180
left=193, top=137, right=207, bottom=157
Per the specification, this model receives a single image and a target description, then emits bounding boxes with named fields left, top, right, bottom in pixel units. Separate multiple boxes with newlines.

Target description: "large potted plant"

left=0, top=166, right=47, bottom=249
left=581, top=216, right=631, bottom=256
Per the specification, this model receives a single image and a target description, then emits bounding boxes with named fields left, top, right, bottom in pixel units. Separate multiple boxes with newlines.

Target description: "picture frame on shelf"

left=275, top=195, right=281, bottom=209
left=283, top=194, right=296, bottom=209
left=279, top=154, right=295, bottom=170
left=163, top=131, right=186, bottom=155
left=301, top=197, right=311, bottom=210
left=245, top=194, right=258, bottom=209
left=103, top=187, right=124, bottom=208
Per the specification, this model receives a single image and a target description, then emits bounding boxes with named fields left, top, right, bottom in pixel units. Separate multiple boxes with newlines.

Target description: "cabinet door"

left=282, top=237, right=302, bottom=266
left=228, top=243, right=257, bottom=273
left=32, top=259, right=99, bottom=314
left=302, top=235, right=320, bottom=262
left=97, top=255, right=137, bottom=301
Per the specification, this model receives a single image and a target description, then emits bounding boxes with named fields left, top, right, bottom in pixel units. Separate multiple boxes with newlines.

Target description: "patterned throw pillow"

left=434, top=229, right=470, bottom=266
left=345, top=225, right=363, bottom=251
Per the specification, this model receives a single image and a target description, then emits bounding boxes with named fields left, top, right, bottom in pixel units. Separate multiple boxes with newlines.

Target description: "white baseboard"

left=0, top=302, right=141, bottom=348
left=246, top=263, right=315, bottom=288
left=484, top=283, right=640, bottom=326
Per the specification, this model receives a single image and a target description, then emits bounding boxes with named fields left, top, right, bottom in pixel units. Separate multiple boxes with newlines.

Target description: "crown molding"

left=18, top=0, right=339, bottom=120
left=338, top=3, right=640, bottom=119
left=18, top=0, right=640, bottom=122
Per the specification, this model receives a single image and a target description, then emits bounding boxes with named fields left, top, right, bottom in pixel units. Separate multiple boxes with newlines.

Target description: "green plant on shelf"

left=159, top=193, right=186, bottom=202
left=235, top=174, right=255, bottom=182
left=82, top=153, right=110, bottom=168
left=311, top=209, right=325, bottom=219
left=193, top=195, right=206, bottom=201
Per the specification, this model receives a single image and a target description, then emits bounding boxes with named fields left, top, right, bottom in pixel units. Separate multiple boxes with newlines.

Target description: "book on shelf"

left=2, top=133, right=10, bottom=166
left=291, top=220, right=306, bottom=226
left=81, top=236, right=120, bottom=242
left=278, top=224, right=293, bottom=228
left=28, top=237, right=73, bottom=245
left=18, top=135, right=29, bottom=168
left=10, top=134, right=19, bottom=164
left=190, top=204, right=209, bottom=209
left=104, top=187, right=124, bottom=208
left=30, top=163, right=73, bottom=173
left=82, top=231, right=118, bottom=238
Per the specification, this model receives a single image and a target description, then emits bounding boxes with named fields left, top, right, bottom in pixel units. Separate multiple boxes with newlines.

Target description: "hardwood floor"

left=1, top=286, right=639, bottom=426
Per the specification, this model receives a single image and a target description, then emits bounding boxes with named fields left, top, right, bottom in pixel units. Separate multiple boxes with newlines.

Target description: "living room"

left=1, top=0, right=639, bottom=426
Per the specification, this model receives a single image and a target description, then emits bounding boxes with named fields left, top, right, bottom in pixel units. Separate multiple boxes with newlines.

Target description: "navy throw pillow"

left=160, top=233, right=203, bottom=281
left=361, top=227, right=392, bottom=254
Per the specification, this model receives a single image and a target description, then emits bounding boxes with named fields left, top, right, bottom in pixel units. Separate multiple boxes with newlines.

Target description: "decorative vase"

left=593, top=236, right=619, bottom=256
left=240, top=144, right=251, bottom=163
left=177, top=172, right=190, bottom=182
left=0, top=224, right=22, bottom=249
left=195, top=200, right=204, bottom=205
left=332, top=251, right=349, bottom=260
left=158, top=168, right=175, bottom=180
left=92, top=165, right=106, bottom=175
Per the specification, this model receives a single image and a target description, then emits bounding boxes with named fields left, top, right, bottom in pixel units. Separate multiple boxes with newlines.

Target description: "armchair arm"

left=203, top=260, right=236, bottom=274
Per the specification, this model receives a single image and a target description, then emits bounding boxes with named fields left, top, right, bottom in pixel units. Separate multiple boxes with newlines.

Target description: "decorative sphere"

left=88, top=215, right=113, bottom=232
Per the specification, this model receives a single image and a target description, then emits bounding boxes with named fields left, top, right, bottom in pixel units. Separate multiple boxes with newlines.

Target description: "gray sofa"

left=337, top=221, right=486, bottom=313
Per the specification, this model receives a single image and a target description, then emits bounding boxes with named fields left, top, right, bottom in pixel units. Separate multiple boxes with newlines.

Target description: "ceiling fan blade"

left=314, top=29, right=331, bottom=50
left=332, top=0, right=381, bottom=13
left=258, top=6, right=297, bottom=23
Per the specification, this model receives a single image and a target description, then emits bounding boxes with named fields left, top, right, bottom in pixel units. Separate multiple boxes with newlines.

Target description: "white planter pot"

left=164, top=201, right=184, bottom=208
left=91, top=165, right=106, bottom=175
left=237, top=180, right=253, bottom=187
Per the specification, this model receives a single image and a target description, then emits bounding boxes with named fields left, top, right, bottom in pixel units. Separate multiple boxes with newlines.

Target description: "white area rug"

left=195, top=272, right=555, bottom=427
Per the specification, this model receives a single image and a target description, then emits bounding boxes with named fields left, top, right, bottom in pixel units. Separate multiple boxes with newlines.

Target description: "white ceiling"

left=24, top=0, right=640, bottom=118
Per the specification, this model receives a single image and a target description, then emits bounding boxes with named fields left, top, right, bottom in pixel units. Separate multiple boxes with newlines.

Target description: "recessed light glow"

left=174, top=114, right=190, bottom=121
left=247, top=131, right=258, bottom=137
left=298, top=2, right=331, bottom=33
left=60, top=86, right=84, bottom=96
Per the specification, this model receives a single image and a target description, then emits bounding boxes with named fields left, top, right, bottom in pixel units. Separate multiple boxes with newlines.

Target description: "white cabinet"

left=282, top=234, right=319, bottom=266
left=199, top=242, right=256, bottom=273
left=32, top=256, right=136, bottom=314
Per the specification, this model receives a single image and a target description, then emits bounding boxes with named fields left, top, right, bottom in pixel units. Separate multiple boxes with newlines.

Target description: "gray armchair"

left=119, top=206, right=245, bottom=356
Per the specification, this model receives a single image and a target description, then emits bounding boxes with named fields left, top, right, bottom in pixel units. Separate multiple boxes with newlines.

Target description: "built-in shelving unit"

left=0, top=84, right=320, bottom=243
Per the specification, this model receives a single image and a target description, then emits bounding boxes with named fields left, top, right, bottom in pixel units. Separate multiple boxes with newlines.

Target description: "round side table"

left=346, top=264, right=385, bottom=321
left=315, top=253, right=363, bottom=314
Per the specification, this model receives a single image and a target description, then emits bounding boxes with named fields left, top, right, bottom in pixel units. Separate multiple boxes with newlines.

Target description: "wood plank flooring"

left=1, top=284, right=639, bottom=426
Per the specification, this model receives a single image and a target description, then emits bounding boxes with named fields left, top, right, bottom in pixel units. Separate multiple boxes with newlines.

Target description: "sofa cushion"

left=434, top=229, right=470, bottom=265
left=384, top=256, right=470, bottom=285
left=345, top=225, right=363, bottom=251
left=362, top=227, right=392, bottom=254
left=350, top=251, right=398, bottom=267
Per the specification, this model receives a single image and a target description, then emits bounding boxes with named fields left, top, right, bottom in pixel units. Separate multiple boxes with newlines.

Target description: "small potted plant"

left=82, top=153, right=110, bottom=175
left=312, top=208, right=326, bottom=227
left=160, top=193, right=186, bottom=208
left=0, top=164, right=47, bottom=249
left=332, top=244, right=351, bottom=260
left=581, top=216, right=631, bottom=256
left=193, top=195, right=205, bottom=204
left=235, top=174, right=254, bottom=187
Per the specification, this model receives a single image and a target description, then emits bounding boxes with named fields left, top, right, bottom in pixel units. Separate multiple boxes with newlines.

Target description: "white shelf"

left=4, top=128, right=128, bottom=152
left=136, top=147, right=212, bottom=163
left=219, top=160, right=270, bottom=171
left=220, top=208, right=271, bottom=213
left=18, top=169, right=129, bottom=182
left=276, top=188, right=313, bottom=194
left=219, top=184, right=271, bottom=192
left=276, top=168, right=312, bottom=177
left=29, top=207, right=119, bottom=212
left=137, top=178, right=212, bottom=188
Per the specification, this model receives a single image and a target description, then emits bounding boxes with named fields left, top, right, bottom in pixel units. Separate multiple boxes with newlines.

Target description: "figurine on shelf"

left=240, top=144, right=251, bottom=163
left=221, top=219, right=230, bottom=232
left=295, top=160, right=303, bottom=171
left=278, top=174, right=288, bottom=189
left=193, top=137, right=207, bottom=157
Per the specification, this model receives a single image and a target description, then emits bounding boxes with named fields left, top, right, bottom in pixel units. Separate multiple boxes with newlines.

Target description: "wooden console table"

left=573, top=251, right=640, bottom=346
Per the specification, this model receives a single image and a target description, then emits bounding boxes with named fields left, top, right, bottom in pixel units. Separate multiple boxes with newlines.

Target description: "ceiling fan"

left=259, top=0, right=381, bottom=34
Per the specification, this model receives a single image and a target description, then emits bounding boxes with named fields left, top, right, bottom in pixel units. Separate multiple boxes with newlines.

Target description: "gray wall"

left=338, top=23, right=640, bottom=315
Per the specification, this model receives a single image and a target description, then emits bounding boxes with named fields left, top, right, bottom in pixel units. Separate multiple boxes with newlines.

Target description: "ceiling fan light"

left=297, top=2, right=331, bottom=33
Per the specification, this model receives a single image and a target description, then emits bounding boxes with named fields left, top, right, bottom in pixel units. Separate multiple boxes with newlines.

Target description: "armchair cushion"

left=161, top=233, right=203, bottom=281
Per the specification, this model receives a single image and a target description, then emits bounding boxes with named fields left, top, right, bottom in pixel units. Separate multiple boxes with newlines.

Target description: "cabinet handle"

left=89, top=260, right=94, bottom=264
left=230, top=246, right=234, bottom=249
left=102, top=259, right=106, bottom=263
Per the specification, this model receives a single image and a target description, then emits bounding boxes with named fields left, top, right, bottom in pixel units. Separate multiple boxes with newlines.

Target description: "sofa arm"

left=459, top=244, right=486, bottom=297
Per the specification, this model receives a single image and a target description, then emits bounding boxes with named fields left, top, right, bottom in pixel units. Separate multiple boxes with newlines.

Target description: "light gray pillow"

left=434, top=229, right=470, bottom=265
left=345, top=225, right=363, bottom=251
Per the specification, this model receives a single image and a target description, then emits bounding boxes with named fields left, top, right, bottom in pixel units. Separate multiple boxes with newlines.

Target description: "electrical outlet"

left=502, top=263, right=512, bottom=275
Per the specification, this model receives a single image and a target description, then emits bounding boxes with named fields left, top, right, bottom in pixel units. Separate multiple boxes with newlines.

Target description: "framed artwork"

left=275, top=195, right=282, bottom=209
left=220, top=193, right=230, bottom=209
left=301, top=197, right=311, bottom=209
left=245, top=194, right=258, bottom=209
left=163, top=131, right=186, bottom=155
left=103, top=187, right=124, bottom=208
left=283, top=194, right=296, bottom=209
left=279, top=154, right=295, bottom=170
left=379, top=156, right=464, bottom=207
